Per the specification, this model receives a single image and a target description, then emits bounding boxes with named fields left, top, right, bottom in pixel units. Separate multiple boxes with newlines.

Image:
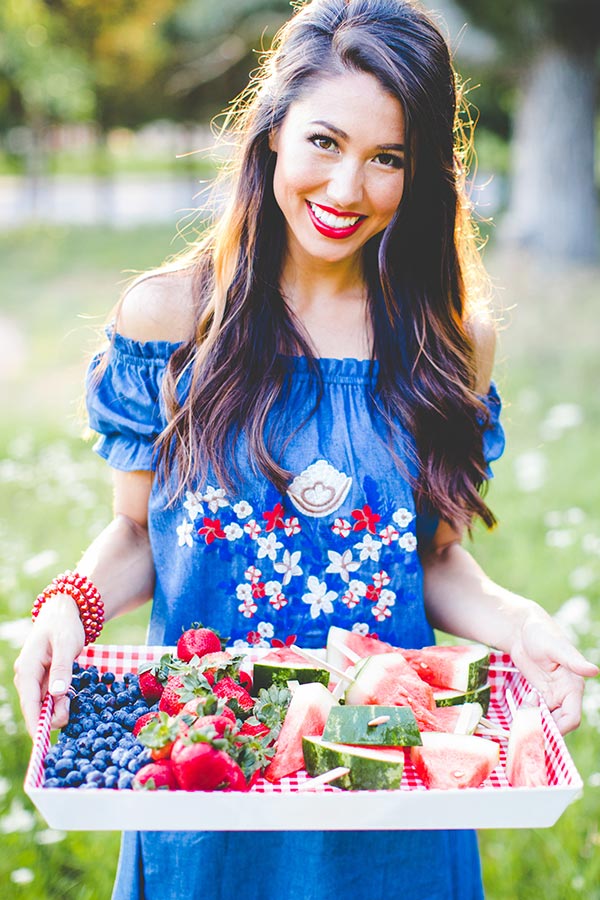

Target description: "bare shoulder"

left=115, top=267, right=197, bottom=343
left=465, top=313, right=497, bottom=394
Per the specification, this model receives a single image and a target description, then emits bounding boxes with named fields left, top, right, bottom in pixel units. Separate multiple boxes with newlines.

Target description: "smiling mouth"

left=306, top=201, right=366, bottom=239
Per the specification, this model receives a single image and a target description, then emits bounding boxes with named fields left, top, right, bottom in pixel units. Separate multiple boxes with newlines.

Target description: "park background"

left=0, top=0, right=599, bottom=896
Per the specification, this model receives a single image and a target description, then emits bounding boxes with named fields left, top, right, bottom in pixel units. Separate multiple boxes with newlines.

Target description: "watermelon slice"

left=251, top=647, right=330, bottom=695
left=264, top=683, right=338, bottom=782
left=410, top=733, right=500, bottom=789
left=433, top=684, right=491, bottom=715
left=404, top=644, right=490, bottom=692
left=431, top=702, right=483, bottom=734
left=322, top=705, right=422, bottom=747
left=326, top=625, right=394, bottom=672
left=505, top=707, right=548, bottom=787
left=302, top=737, right=405, bottom=790
left=344, top=653, right=440, bottom=731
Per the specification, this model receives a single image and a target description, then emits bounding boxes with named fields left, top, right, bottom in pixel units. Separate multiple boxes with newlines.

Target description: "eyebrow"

left=310, top=119, right=405, bottom=152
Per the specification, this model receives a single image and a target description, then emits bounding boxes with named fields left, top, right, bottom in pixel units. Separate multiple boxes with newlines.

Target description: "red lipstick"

left=305, top=201, right=366, bottom=240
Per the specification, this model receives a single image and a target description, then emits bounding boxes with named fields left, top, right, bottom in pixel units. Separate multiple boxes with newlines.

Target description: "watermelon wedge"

left=404, top=644, right=490, bottom=692
left=326, top=625, right=394, bottom=672
left=302, top=737, right=405, bottom=790
left=264, top=683, right=338, bottom=782
left=431, top=702, right=483, bottom=734
left=322, top=705, right=422, bottom=747
left=251, top=647, right=330, bottom=695
left=410, top=733, right=500, bottom=789
left=433, top=684, right=491, bottom=715
left=505, top=707, right=548, bottom=787
left=344, top=653, right=440, bottom=731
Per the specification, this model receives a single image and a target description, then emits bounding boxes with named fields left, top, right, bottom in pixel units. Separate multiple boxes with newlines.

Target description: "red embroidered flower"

left=271, top=634, right=297, bottom=648
left=197, top=517, right=226, bottom=545
left=351, top=505, right=381, bottom=534
left=263, top=503, right=285, bottom=532
left=246, top=630, right=263, bottom=646
left=251, top=582, right=266, bottom=599
left=365, top=583, right=381, bottom=602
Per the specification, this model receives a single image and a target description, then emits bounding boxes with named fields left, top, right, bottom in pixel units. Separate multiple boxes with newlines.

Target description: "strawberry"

left=237, top=720, right=270, bottom=740
left=133, top=759, right=178, bottom=791
left=176, top=625, right=222, bottom=662
left=136, top=711, right=181, bottom=760
left=132, top=710, right=160, bottom=737
left=138, top=669, right=164, bottom=704
left=213, top=676, right=254, bottom=718
left=191, top=714, right=234, bottom=738
left=171, top=737, right=247, bottom=791
left=198, top=651, right=233, bottom=685
left=158, top=675, right=187, bottom=716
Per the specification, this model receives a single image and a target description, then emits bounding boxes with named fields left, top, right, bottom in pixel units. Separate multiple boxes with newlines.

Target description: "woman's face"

left=270, top=69, right=406, bottom=271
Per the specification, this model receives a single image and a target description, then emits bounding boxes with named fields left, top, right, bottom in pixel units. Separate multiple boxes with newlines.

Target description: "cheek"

left=372, top=175, right=405, bottom=222
left=272, top=148, right=320, bottom=212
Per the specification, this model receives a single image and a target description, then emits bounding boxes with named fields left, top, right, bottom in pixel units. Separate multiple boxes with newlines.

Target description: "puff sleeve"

left=85, top=329, right=181, bottom=472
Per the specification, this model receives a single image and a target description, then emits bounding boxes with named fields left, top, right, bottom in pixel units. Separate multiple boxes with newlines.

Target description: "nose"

left=326, top=158, right=364, bottom=211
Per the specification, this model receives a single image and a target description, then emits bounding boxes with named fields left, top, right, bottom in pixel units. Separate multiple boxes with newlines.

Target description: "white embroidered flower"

left=233, top=500, right=253, bottom=519
left=183, top=491, right=204, bottom=521
left=302, top=575, right=337, bottom=619
left=354, top=534, right=382, bottom=562
left=398, top=532, right=417, bottom=552
left=233, top=639, right=251, bottom=650
left=264, top=580, right=283, bottom=597
left=176, top=521, right=194, bottom=548
left=274, top=549, right=303, bottom=585
left=378, top=588, right=396, bottom=609
left=352, top=622, right=370, bottom=635
left=202, top=485, right=229, bottom=514
left=372, top=604, right=392, bottom=622
left=392, top=507, right=414, bottom=529
left=379, top=525, right=399, bottom=546
left=348, top=579, right=368, bottom=597
left=257, top=621, right=274, bottom=639
left=244, top=565, right=262, bottom=583
left=269, top=592, right=288, bottom=611
left=224, top=523, right=243, bottom=541
left=256, top=532, right=284, bottom=561
left=238, top=598, right=258, bottom=618
left=283, top=516, right=301, bottom=537
left=332, top=517, right=352, bottom=538
left=326, top=549, right=361, bottom=583
left=341, top=589, right=360, bottom=609
left=372, top=570, right=391, bottom=589
left=236, top=583, right=253, bottom=601
left=287, top=459, right=352, bottom=518
left=244, top=519, right=262, bottom=540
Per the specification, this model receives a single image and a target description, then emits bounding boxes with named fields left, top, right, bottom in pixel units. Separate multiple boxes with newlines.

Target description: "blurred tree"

left=453, top=0, right=599, bottom=263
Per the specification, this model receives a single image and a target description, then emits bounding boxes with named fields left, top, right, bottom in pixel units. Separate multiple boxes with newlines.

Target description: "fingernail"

left=50, top=679, right=66, bottom=694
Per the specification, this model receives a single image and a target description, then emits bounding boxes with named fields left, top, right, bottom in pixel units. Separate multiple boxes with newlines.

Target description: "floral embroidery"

left=244, top=565, right=262, bottom=583
left=325, top=549, right=361, bottom=583
left=398, top=532, right=417, bottom=552
left=246, top=621, right=275, bottom=647
left=256, top=532, right=283, bottom=561
left=176, top=521, right=194, bottom=548
left=238, top=596, right=258, bottom=618
left=198, top=517, right=226, bottom=545
left=332, top=517, right=352, bottom=538
left=351, top=504, right=381, bottom=534
left=244, top=519, right=262, bottom=540
left=263, top=502, right=286, bottom=532
left=224, top=522, right=243, bottom=541
left=373, top=570, right=391, bottom=589
left=183, top=491, right=204, bottom=521
left=302, top=576, right=338, bottom=619
left=251, top=582, right=266, bottom=599
left=341, top=587, right=361, bottom=608
left=352, top=622, right=370, bottom=635
left=236, top=584, right=253, bottom=602
left=372, top=588, right=396, bottom=622
left=392, top=507, right=414, bottom=529
left=233, top=500, right=253, bottom=519
left=283, top=516, right=301, bottom=537
left=354, top=533, right=382, bottom=562
left=274, top=549, right=302, bottom=585
left=202, top=485, right=229, bottom=513
left=365, top=583, right=381, bottom=602
left=265, top=580, right=287, bottom=610
left=379, top=525, right=399, bottom=545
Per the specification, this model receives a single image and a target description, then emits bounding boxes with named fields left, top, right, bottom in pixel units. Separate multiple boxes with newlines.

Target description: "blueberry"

left=79, top=671, right=92, bottom=688
left=44, top=767, right=56, bottom=779
left=44, top=777, right=64, bottom=788
left=105, top=736, right=117, bottom=750
left=93, top=696, right=106, bottom=713
left=63, top=722, right=83, bottom=738
left=72, top=661, right=82, bottom=674
left=101, top=671, right=115, bottom=685
left=103, top=695, right=117, bottom=710
left=85, top=771, right=105, bottom=787
left=112, top=681, right=126, bottom=694
left=124, top=713, right=139, bottom=731
left=118, top=772, right=134, bottom=789
left=91, top=737, right=108, bottom=753
left=123, top=672, right=136, bottom=684
left=61, top=748, right=77, bottom=758
left=91, top=756, right=107, bottom=773
left=55, top=758, right=75, bottom=777
left=87, top=666, right=100, bottom=683
left=100, top=710, right=114, bottom=723
left=65, top=771, right=84, bottom=787
left=105, top=775, right=119, bottom=789
left=126, top=685, right=141, bottom=702
left=44, top=754, right=57, bottom=769
left=78, top=763, right=95, bottom=776
left=95, top=682, right=108, bottom=696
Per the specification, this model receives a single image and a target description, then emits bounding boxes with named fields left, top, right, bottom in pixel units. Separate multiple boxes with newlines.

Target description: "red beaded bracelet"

left=32, top=571, right=104, bottom=645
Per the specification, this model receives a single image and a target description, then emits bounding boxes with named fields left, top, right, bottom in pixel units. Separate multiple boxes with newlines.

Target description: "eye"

left=308, top=133, right=338, bottom=152
left=374, top=152, right=404, bottom=170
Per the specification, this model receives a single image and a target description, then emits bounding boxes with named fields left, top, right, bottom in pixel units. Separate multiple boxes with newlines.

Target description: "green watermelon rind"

left=251, top=662, right=330, bottom=695
left=302, top=736, right=405, bottom=791
left=433, top=684, right=491, bottom=715
left=322, top=705, right=422, bottom=747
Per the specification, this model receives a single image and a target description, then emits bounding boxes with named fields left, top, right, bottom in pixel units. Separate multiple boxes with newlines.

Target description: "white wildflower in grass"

left=176, top=521, right=194, bottom=548
left=582, top=534, right=600, bottom=556
left=540, top=403, right=584, bottom=441
left=570, top=567, right=595, bottom=591
left=0, top=618, right=32, bottom=649
left=554, top=596, right=591, bottom=641
left=571, top=875, right=585, bottom=892
left=0, top=776, right=10, bottom=798
left=22, top=549, right=58, bottom=576
left=565, top=507, right=585, bottom=525
left=587, top=773, right=600, bottom=787
left=302, top=576, right=337, bottom=619
left=546, top=529, right=576, bottom=549
left=0, top=704, right=17, bottom=735
left=10, top=869, right=34, bottom=885
left=0, top=799, right=36, bottom=833
left=514, top=450, right=547, bottom=492
left=326, top=549, right=360, bottom=583
left=35, top=829, right=66, bottom=845
left=582, top=680, right=600, bottom=730
left=544, top=510, right=563, bottom=528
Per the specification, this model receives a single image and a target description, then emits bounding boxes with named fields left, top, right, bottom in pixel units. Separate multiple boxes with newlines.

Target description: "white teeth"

left=309, top=202, right=360, bottom=229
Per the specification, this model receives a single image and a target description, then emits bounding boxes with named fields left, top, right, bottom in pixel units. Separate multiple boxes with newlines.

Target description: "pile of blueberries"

left=43, top=662, right=154, bottom=790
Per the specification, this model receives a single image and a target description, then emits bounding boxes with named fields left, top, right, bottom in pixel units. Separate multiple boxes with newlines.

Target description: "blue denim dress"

left=87, top=331, right=505, bottom=900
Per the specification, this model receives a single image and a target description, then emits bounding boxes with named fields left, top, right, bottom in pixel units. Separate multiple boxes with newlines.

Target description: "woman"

left=15, top=1, right=596, bottom=898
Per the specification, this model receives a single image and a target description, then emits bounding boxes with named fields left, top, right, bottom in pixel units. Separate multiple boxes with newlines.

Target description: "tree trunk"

left=500, top=42, right=598, bottom=264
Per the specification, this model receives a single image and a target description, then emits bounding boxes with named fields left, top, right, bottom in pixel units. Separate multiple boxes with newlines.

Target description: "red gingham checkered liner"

left=24, top=646, right=584, bottom=831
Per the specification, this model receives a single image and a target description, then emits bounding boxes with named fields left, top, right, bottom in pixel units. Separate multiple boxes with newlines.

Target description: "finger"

left=14, top=649, right=51, bottom=739
left=553, top=643, right=599, bottom=679
left=51, top=694, right=71, bottom=731
left=551, top=681, right=585, bottom=735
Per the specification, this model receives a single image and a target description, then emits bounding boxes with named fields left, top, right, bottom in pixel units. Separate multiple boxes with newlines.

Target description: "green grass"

left=1, top=226, right=599, bottom=897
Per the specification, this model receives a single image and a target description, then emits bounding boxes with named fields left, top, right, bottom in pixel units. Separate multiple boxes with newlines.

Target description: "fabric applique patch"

left=287, top=459, right=352, bottom=518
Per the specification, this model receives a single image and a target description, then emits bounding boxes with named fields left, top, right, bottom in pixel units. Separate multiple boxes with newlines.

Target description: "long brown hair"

left=150, top=0, right=495, bottom=530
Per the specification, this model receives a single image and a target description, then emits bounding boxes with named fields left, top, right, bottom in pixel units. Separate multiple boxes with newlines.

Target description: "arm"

left=14, top=469, right=155, bottom=737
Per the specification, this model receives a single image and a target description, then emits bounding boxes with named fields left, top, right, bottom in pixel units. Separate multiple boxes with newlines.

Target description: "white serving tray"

left=24, top=644, right=583, bottom=831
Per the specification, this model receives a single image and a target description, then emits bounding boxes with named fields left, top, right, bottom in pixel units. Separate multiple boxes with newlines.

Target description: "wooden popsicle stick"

left=293, top=646, right=357, bottom=683
left=477, top=717, right=510, bottom=738
left=488, top=665, right=520, bottom=673
left=328, top=636, right=361, bottom=664
left=505, top=688, right=518, bottom=720
left=367, top=715, right=390, bottom=727
left=296, top=767, right=350, bottom=791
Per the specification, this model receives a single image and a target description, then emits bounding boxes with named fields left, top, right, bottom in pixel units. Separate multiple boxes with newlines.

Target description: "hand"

left=509, top=608, right=598, bottom=734
left=14, top=595, right=85, bottom=738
